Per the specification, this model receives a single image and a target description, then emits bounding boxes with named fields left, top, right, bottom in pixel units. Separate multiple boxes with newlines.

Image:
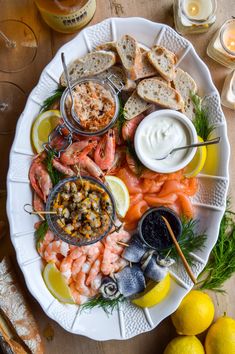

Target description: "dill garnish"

left=35, top=220, right=48, bottom=244
left=80, top=294, right=125, bottom=315
left=44, top=150, right=64, bottom=186
left=41, top=87, right=65, bottom=112
left=161, top=218, right=207, bottom=266
left=116, top=98, right=126, bottom=135
left=198, top=208, right=235, bottom=292
left=191, top=92, right=215, bottom=141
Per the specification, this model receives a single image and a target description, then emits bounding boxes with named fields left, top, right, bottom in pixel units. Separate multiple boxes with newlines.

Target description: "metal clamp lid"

left=43, top=124, right=73, bottom=158
left=106, top=74, right=124, bottom=94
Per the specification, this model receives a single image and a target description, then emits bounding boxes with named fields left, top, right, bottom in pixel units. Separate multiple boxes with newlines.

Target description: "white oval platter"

left=7, top=17, right=230, bottom=340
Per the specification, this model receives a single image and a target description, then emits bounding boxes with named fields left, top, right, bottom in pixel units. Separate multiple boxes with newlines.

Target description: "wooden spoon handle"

left=161, top=216, right=197, bottom=285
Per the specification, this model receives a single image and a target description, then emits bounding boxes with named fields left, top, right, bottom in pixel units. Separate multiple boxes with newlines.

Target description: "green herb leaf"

left=191, top=92, right=215, bottom=141
left=35, top=220, right=48, bottom=245
left=115, top=98, right=126, bottom=136
left=44, top=150, right=64, bottom=186
left=161, top=218, right=207, bottom=266
left=80, top=295, right=125, bottom=316
left=41, top=87, right=65, bottom=113
left=198, top=207, right=235, bottom=292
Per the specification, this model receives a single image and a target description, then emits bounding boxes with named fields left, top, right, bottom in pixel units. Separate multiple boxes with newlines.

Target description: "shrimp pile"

left=37, top=225, right=131, bottom=304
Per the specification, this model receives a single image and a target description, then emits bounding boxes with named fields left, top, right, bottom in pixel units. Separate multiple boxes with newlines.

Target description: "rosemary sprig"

left=198, top=208, right=235, bottom=292
left=191, top=92, right=215, bottom=141
left=44, top=150, right=64, bottom=186
left=161, top=218, right=207, bottom=266
left=80, top=295, right=125, bottom=315
left=41, top=87, right=65, bottom=112
left=35, top=220, right=48, bottom=244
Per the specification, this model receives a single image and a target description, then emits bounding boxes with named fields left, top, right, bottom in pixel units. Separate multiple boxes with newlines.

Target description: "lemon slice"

left=132, top=273, right=170, bottom=308
left=43, top=263, right=74, bottom=304
left=184, top=136, right=207, bottom=178
left=105, top=175, right=130, bottom=218
left=31, top=110, right=61, bottom=153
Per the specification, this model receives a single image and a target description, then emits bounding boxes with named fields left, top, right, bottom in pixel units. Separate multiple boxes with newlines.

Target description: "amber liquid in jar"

left=34, top=0, right=96, bottom=33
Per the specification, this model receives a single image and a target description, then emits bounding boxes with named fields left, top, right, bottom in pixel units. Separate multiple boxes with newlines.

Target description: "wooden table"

left=1, top=1, right=235, bottom=353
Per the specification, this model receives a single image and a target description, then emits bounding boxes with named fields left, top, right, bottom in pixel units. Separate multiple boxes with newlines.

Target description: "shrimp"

left=122, top=113, right=145, bottom=141
left=43, top=240, right=70, bottom=267
left=75, top=271, right=97, bottom=297
left=60, top=140, right=91, bottom=165
left=94, top=129, right=116, bottom=170
left=33, top=191, right=44, bottom=212
left=78, top=156, right=104, bottom=179
left=90, top=273, right=102, bottom=291
left=52, top=159, right=75, bottom=177
left=29, top=156, right=52, bottom=202
left=104, top=230, right=131, bottom=255
left=60, top=247, right=85, bottom=280
left=71, top=255, right=87, bottom=282
left=69, top=282, right=88, bottom=305
left=86, top=257, right=101, bottom=286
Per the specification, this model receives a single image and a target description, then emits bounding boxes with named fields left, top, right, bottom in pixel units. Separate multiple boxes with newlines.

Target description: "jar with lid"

left=173, top=0, right=217, bottom=35
left=207, top=19, right=235, bottom=69
left=34, top=0, right=96, bottom=33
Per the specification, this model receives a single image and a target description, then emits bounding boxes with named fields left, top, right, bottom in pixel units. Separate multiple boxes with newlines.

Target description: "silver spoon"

left=154, top=137, right=220, bottom=160
left=61, top=52, right=82, bottom=127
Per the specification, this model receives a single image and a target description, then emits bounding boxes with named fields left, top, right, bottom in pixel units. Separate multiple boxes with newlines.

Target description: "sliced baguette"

left=60, top=51, right=116, bottom=86
left=147, top=45, right=177, bottom=81
left=124, top=90, right=153, bottom=120
left=135, top=49, right=158, bottom=80
left=96, top=41, right=117, bottom=52
left=95, top=65, right=136, bottom=91
left=116, top=35, right=141, bottom=80
left=172, top=68, right=197, bottom=119
left=137, top=77, right=184, bottom=111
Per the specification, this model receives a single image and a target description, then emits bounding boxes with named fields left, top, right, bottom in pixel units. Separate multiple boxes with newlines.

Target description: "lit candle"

left=221, top=70, right=235, bottom=110
left=221, top=20, right=235, bottom=55
left=183, top=0, right=213, bottom=21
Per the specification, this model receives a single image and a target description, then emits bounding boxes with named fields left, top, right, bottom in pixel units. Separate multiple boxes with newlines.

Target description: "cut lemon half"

left=105, top=175, right=130, bottom=218
left=184, top=136, right=207, bottom=178
left=132, top=273, right=171, bottom=308
left=31, top=110, right=61, bottom=153
left=43, top=263, right=74, bottom=304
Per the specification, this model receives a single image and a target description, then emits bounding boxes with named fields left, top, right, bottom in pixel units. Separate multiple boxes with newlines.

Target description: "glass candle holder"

left=221, top=70, right=235, bottom=110
left=207, top=19, right=235, bottom=69
left=173, top=0, right=217, bottom=35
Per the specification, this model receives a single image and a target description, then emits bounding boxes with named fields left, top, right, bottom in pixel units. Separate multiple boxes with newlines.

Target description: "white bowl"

left=134, top=109, right=198, bottom=173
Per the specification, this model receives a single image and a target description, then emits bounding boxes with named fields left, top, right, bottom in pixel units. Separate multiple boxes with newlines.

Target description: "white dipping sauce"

left=139, top=116, right=189, bottom=169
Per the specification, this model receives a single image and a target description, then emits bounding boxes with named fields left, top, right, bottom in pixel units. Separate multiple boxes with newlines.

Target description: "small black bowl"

left=138, top=207, right=182, bottom=251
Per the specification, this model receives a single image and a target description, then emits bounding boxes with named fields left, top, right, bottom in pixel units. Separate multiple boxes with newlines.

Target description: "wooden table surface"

left=1, top=1, right=235, bottom=353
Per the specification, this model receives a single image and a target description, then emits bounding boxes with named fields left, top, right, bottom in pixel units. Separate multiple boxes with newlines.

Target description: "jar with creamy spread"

left=134, top=110, right=197, bottom=173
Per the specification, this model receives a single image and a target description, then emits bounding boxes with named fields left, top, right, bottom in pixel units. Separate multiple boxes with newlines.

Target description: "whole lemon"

left=205, top=316, right=235, bottom=354
left=171, top=290, right=214, bottom=335
left=164, top=335, right=205, bottom=354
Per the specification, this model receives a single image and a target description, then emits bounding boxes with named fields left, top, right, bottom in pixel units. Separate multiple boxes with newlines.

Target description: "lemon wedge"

left=184, top=136, right=207, bottom=178
left=132, top=273, right=171, bottom=308
left=43, top=263, right=74, bottom=304
left=105, top=175, right=130, bottom=218
left=31, top=110, right=61, bottom=153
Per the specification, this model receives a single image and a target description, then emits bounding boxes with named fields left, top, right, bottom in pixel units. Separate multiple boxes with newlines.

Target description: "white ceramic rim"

left=6, top=17, right=230, bottom=341
left=134, top=109, right=198, bottom=173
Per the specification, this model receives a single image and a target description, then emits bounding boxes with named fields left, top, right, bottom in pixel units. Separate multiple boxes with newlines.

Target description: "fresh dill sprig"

left=115, top=98, right=126, bottom=135
left=191, top=92, right=215, bottom=141
left=41, top=87, right=65, bottom=112
left=35, top=220, right=48, bottom=244
left=126, top=138, right=144, bottom=175
left=198, top=208, right=235, bottom=293
left=44, top=150, right=64, bottom=186
left=80, top=295, right=125, bottom=315
left=161, top=218, right=207, bottom=266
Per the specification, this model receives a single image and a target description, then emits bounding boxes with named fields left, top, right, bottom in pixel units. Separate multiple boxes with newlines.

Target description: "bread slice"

left=172, top=68, right=197, bottom=119
left=95, top=65, right=136, bottom=91
left=96, top=41, right=117, bottom=52
left=124, top=90, right=153, bottom=120
left=116, top=35, right=141, bottom=80
left=147, top=45, right=177, bottom=81
left=137, top=77, right=184, bottom=111
left=135, top=49, right=158, bottom=80
left=60, top=51, right=116, bottom=86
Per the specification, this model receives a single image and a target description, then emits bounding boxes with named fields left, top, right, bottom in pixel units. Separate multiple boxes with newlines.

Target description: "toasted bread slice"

left=96, top=41, right=117, bottom=52
left=147, top=45, right=177, bottom=81
left=116, top=35, right=141, bottom=80
left=172, top=68, right=197, bottom=119
left=95, top=65, right=136, bottom=91
left=124, top=90, right=153, bottom=120
left=137, top=77, right=184, bottom=111
left=60, top=51, right=116, bottom=86
left=135, top=49, right=158, bottom=80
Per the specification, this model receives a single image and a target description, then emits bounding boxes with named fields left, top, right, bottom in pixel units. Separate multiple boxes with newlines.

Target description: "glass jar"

left=173, top=0, right=217, bottom=35
left=207, top=19, right=235, bottom=69
left=221, top=70, right=235, bottom=110
left=34, top=0, right=96, bottom=33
